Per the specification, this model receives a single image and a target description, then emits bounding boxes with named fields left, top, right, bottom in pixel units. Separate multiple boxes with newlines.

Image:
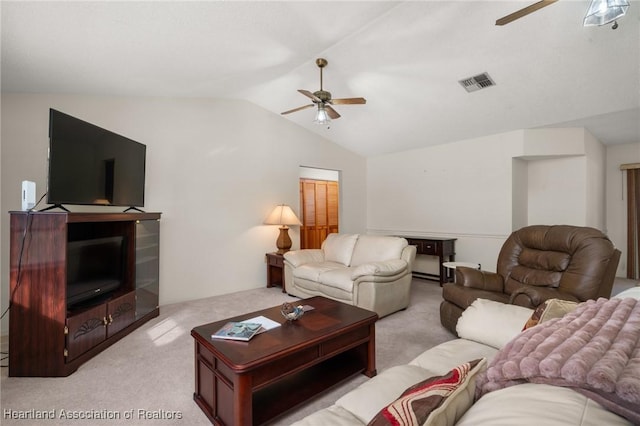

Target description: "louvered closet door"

left=300, top=179, right=339, bottom=249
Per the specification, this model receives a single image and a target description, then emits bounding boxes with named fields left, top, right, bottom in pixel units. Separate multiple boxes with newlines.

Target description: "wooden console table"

left=400, top=237, right=456, bottom=285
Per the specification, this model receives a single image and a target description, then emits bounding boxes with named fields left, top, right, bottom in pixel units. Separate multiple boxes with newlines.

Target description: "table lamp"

left=264, top=204, right=302, bottom=254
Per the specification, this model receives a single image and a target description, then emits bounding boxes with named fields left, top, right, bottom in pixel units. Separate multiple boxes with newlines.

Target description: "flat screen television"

left=47, top=109, right=146, bottom=208
left=66, top=236, right=125, bottom=307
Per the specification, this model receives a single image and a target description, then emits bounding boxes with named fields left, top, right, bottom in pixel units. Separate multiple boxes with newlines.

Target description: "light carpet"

left=0, top=280, right=452, bottom=425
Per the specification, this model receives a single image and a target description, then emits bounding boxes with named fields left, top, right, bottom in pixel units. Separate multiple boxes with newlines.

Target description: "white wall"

left=584, top=131, right=606, bottom=230
left=367, top=127, right=609, bottom=274
left=527, top=156, right=585, bottom=225
left=0, top=94, right=367, bottom=334
left=606, top=142, right=640, bottom=276
left=511, top=158, right=528, bottom=230
left=367, top=131, right=523, bottom=272
left=520, top=128, right=605, bottom=229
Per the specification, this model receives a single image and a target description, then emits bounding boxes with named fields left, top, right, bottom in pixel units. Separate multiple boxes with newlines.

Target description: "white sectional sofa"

left=292, top=289, right=640, bottom=426
left=283, top=234, right=416, bottom=318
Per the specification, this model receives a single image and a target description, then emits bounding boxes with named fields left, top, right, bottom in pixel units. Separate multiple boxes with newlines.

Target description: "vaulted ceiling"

left=2, top=1, right=639, bottom=157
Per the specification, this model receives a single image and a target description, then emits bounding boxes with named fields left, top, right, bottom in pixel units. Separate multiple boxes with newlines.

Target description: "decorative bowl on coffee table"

left=281, top=302, right=304, bottom=321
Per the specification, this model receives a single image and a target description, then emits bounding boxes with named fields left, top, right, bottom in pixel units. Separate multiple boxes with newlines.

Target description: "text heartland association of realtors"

left=3, top=408, right=183, bottom=420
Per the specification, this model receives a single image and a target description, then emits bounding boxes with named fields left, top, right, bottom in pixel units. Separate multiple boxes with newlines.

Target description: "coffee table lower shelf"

left=252, top=350, right=365, bottom=424
left=193, top=342, right=372, bottom=426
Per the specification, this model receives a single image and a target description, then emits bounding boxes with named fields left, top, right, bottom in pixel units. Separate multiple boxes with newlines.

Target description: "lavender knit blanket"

left=476, top=297, right=640, bottom=424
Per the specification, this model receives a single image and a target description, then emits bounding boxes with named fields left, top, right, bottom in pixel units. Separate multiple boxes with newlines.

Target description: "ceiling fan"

left=496, top=0, right=629, bottom=27
left=281, top=58, right=366, bottom=123
left=495, top=0, right=558, bottom=26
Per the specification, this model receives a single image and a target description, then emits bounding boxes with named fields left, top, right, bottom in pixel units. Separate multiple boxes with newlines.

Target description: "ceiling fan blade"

left=330, top=97, right=367, bottom=105
left=298, top=89, right=322, bottom=103
left=495, top=0, right=558, bottom=26
left=325, top=105, right=341, bottom=120
left=281, top=104, right=314, bottom=115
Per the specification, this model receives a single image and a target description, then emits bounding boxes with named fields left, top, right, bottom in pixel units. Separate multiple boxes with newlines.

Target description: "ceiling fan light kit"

left=583, top=0, right=629, bottom=27
left=314, top=104, right=331, bottom=125
left=281, top=58, right=366, bottom=125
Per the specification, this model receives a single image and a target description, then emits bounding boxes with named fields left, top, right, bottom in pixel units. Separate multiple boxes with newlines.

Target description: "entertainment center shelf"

left=8, top=211, right=161, bottom=377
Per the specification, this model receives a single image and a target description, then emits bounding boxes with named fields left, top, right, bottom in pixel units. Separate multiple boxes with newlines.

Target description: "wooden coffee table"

left=191, top=296, right=378, bottom=425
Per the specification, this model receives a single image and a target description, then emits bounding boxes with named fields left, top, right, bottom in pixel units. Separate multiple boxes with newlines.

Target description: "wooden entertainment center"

left=8, top=211, right=161, bottom=377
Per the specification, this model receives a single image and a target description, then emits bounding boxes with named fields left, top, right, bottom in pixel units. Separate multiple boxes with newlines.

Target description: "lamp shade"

left=583, top=0, right=629, bottom=26
left=264, top=204, right=302, bottom=226
left=264, top=204, right=301, bottom=254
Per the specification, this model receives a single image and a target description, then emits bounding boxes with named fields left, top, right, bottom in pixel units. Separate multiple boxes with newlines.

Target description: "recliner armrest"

left=351, top=259, right=407, bottom=279
left=509, top=286, right=580, bottom=308
left=283, top=249, right=324, bottom=268
left=455, top=267, right=504, bottom=292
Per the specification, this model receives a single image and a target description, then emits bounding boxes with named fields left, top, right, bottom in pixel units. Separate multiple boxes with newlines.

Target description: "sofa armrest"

left=401, top=245, right=417, bottom=274
left=351, top=259, right=408, bottom=279
left=509, top=286, right=580, bottom=308
left=456, top=298, right=533, bottom=349
left=283, top=249, right=324, bottom=268
left=455, top=267, right=504, bottom=292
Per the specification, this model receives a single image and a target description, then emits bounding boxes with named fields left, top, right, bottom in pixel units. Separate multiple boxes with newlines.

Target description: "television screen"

left=66, top=236, right=125, bottom=307
left=47, top=109, right=146, bottom=207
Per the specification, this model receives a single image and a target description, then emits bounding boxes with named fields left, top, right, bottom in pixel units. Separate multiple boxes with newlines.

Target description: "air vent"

left=458, top=72, right=496, bottom=93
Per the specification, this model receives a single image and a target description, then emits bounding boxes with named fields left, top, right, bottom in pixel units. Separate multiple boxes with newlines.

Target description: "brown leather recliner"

left=440, top=225, right=621, bottom=335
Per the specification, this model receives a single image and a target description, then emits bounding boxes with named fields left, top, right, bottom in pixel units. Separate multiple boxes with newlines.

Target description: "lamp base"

left=276, top=226, right=292, bottom=254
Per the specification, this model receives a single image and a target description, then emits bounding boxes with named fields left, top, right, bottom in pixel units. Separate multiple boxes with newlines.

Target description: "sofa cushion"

left=319, top=268, right=356, bottom=293
left=368, top=358, right=487, bottom=426
left=456, top=383, right=633, bottom=426
left=293, top=261, right=345, bottom=282
left=409, top=339, right=498, bottom=375
left=291, top=277, right=321, bottom=293
left=613, top=286, right=640, bottom=300
left=323, top=234, right=359, bottom=266
left=336, top=365, right=434, bottom=423
left=350, top=235, right=408, bottom=266
left=292, top=405, right=366, bottom=426
left=456, top=298, right=533, bottom=349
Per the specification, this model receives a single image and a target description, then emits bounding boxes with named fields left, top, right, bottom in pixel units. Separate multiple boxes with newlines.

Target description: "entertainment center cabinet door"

left=66, top=304, right=107, bottom=362
left=107, top=292, right=136, bottom=337
left=135, top=220, right=160, bottom=320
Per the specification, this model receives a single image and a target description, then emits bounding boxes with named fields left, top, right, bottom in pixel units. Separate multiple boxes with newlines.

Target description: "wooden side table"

left=265, top=252, right=285, bottom=292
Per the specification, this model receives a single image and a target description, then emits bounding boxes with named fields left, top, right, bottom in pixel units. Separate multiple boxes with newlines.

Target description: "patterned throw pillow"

left=522, top=298, right=579, bottom=330
left=367, top=359, right=486, bottom=426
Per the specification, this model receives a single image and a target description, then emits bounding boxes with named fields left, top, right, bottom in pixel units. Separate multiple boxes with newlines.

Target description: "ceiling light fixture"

left=314, top=104, right=331, bottom=125
left=583, top=0, right=629, bottom=28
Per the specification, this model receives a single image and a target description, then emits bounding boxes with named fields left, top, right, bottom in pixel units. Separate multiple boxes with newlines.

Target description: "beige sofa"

left=283, top=234, right=416, bottom=318
left=292, top=289, right=640, bottom=426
